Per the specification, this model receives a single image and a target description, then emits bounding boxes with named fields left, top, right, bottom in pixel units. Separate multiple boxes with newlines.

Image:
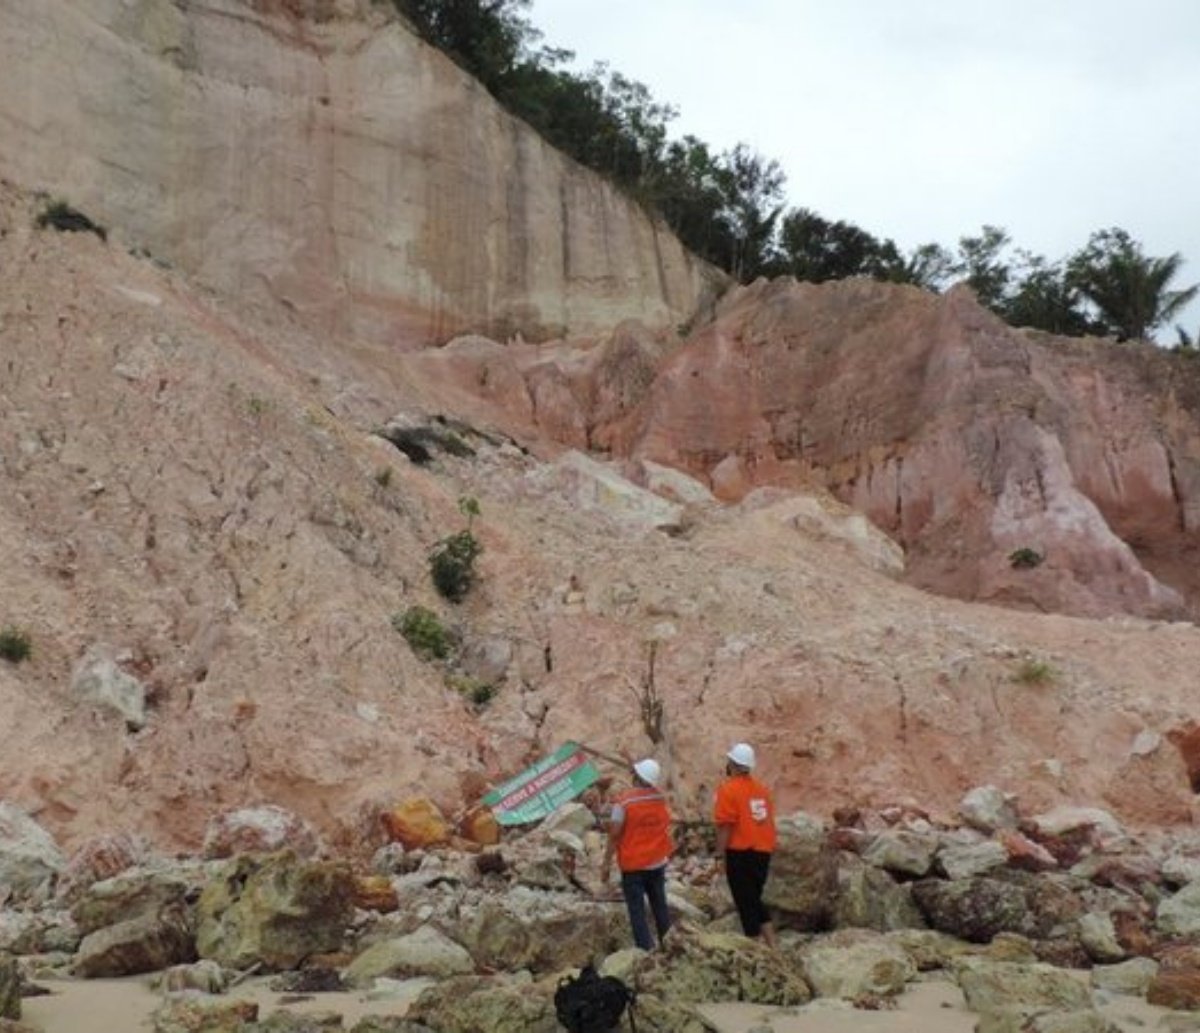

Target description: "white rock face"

left=0, top=1, right=721, bottom=345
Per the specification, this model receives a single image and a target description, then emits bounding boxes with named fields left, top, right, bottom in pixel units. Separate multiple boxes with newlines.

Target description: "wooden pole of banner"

left=574, top=741, right=631, bottom=770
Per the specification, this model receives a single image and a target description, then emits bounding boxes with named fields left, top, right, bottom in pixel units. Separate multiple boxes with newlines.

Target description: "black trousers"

left=725, top=849, right=773, bottom=937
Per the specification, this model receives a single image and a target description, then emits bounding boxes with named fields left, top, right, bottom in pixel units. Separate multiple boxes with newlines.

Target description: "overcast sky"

left=531, top=0, right=1200, bottom=337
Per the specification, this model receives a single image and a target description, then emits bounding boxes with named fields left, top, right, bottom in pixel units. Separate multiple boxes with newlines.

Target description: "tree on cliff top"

left=1066, top=228, right=1200, bottom=342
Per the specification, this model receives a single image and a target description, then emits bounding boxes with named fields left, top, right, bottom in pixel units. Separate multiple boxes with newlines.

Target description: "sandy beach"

left=18, top=972, right=1170, bottom=1033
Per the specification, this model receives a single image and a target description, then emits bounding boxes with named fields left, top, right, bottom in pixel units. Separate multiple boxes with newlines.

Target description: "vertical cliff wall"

left=0, top=0, right=723, bottom=344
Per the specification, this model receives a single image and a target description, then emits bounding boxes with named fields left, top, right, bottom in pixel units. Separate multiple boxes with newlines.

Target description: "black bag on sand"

left=554, top=962, right=636, bottom=1032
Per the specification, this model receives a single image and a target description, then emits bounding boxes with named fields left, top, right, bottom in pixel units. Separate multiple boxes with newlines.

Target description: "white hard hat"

left=727, top=743, right=756, bottom=770
left=633, top=758, right=662, bottom=787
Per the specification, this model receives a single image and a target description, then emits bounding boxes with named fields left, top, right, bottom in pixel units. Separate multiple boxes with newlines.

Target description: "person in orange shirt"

left=601, top=758, right=673, bottom=950
left=713, top=742, right=778, bottom=947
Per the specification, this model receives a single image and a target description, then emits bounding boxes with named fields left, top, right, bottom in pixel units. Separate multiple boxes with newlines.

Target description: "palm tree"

left=1067, top=228, right=1199, bottom=342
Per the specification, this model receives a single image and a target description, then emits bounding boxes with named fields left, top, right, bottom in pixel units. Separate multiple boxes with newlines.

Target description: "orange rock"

left=1148, top=967, right=1200, bottom=1009
left=999, top=830, right=1058, bottom=872
left=459, top=806, right=500, bottom=847
left=352, top=875, right=398, bottom=914
left=381, top=798, right=452, bottom=850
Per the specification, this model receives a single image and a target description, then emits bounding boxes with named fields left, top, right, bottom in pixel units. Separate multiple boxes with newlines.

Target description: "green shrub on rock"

left=429, top=499, right=484, bottom=603
left=393, top=607, right=451, bottom=661
left=1009, top=548, right=1044, bottom=570
left=430, top=530, right=482, bottom=602
left=0, top=627, right=31, bottom=664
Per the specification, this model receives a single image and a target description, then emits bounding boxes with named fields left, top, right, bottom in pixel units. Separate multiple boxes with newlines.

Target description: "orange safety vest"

left=613, top=787, right=673, bottom=872
left=714, top=774, right=777, bottom=852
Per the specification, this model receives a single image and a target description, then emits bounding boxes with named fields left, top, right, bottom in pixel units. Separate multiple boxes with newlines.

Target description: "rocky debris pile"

left=3, top=788, right=1200, bottom=1030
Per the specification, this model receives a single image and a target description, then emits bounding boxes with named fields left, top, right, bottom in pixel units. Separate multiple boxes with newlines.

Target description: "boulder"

left=459, top=635, right=513, bottom=686
left=406, top=975, right=558, bottom=1033
left=1162, top=853, right=1200, bottom=889
left=159, top=960, right=228, bottom=994
left=1089, top=957, right=1158, bottom=996
left=371, top=845, right=412, bottom=877
left=1078, top=912, right=1124, bottom=963
left=0, top=909, right=79, bottom=955
left=912, top=878, right=1034, bottom=942
left=1023, top=875, right=1086, bottom=936
left=344, top=926, right=474, bottom=987
left=71, top=648, right=148, bottom=730
left=955, top=958, right=1094, bottom=1016
left=195, top=852, right=354, bottom=971
left=526, top=451, right=684, bottom=531
left=913, top=873, right=1083, bottom=944
left=455, top=890, right=624, bottom=973
left=72, top=867, right=195, bottom=935
left=381, top=800, right=452, bottom=851
left=1000, top=830, right=1059, bottom=872
left=56, top=833, right=146, bottom=902
left=352, top=876, right=399, bottom=914
left=622, top=994, right=720, bottom=1033
left=862, top=830, right=939, bottom=877
left=151, top=994, right=258, bottom=1033
left=975, top=1011, right=1120, bottom=1033
left=800, top=936, right=916, bottom=1000
left=538, top=803, right=598, bottom=840
left=73, top=904, right=196, bottom=977
left=0, top=804, right=64, bottom=905
left=1158, top=881, right=1200, bottom=937
left=458, top=808, right=500, bottom=848
left=0, top=955, right=17, bottom=1021
left=1028, top=808, right=1125, bottom=847
left=509, top=846, right=576, bottom=893
left=1149, top=967, right=1200, bottom=1010
left=833, top=860, right=926, bottom=932
left=884, top=929, right=975, bottom=971
left=633, top=925, right=810, bottom=1006
left=937, top=840, right=1009, bottom=880
left=202, top=807, right=322, bottom=860
left=762, top=818, right=838, bottom=929
left=960, top=786, right=1019, bottom=833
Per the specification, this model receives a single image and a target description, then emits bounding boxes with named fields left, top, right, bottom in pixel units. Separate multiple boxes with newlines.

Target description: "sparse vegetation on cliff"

left=430, top=497, right=483, bottom=602
left=1009, top=548, right=1045, bottom=570
left=394, top=606, right=452, bottom=660
left=0, top=626, right=32, bottom=664
left=35, top=199, right=107, bottom=242
left=1013, top=658, right=1056, bottom=686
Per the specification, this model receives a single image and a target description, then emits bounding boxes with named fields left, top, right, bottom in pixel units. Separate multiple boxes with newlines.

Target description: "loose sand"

left=18, top=973, right=1170, bottom=1033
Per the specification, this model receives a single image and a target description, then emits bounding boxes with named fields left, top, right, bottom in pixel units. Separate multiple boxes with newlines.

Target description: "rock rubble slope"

left=3, top=185, right=1200, bottom=851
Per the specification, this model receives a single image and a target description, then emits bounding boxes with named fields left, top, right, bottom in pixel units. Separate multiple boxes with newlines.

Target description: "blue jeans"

left=620, top=866, right=671, bottom=950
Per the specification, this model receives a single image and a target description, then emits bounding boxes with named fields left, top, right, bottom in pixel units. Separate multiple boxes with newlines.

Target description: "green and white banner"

left=483, top=741, right=601, bottom=826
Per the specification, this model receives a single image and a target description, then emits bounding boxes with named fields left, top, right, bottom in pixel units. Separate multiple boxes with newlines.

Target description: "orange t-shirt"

left=714, top=774, right=777, bottom=852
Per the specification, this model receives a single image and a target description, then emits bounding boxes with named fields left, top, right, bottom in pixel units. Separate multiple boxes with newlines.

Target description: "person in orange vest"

left=601, top=758, right=673, bottom=950
left=714, top=742, right=778, bottom=947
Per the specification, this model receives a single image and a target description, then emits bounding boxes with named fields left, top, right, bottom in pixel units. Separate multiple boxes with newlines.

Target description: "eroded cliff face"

left=7, top=185, right=1200, bottom=853
left=0, top=0, right=721, bottom=345
left=601, top=279, right=1200, bottom=619
left=406, top=277, right=1200, bottom=620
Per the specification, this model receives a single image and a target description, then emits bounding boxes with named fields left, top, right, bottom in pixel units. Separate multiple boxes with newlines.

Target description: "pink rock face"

left=587, top=279, right=1200, bottom=619
left=202, top=807, right=323, bottom=860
